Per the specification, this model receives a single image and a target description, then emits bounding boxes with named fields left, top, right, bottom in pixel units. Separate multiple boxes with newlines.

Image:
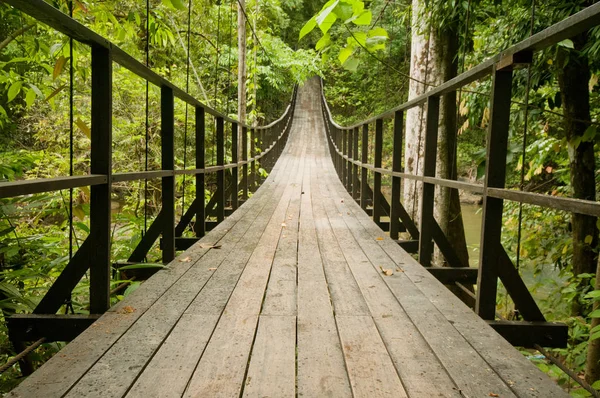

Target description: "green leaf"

left=368, top=27, right=389, bottom=39
left=585, top=235, right=594, bottom=245
left=171, top=0, right=187, bottom=10
left=558, top=39, right=575, bottom=49
left=299, top=16, right=317, bottom=40
left=124, top=281, right=141, bottom=297
left=0, top=105, right=6, bottom=118
left=585, top=290, right=600, bottom=299
left=316, top=33, right=331, bottom=51
left=162, top=0, right=186, bottom=10
left=592, top=380, right=600, bottom=389
left=589, top=309, right=600, bottom=318
left=7, top=81, right=22, bottom=102
left=316, top=0, right=339, bottom=34
left=29, top=83, right=43, bottom=98
left=333, top=2, right=353, bottom=21
left=25, top=88, right=36, bottom=107
left=348, top=32, right=366, bottom=47
left=582, top=125, right=597, bottom=142
left=349, top=10, right=371, bottom=25
left=343, top=57, right=359, bottom=72
left=118, top=263, right=169, bottom=271
left=338, top=45, right=354, bottom=64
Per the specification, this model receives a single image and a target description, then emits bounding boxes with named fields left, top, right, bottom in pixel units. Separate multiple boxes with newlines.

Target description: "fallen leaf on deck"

left=340, top=199, right=344, bottom=203
left=199, top=243, right=222, bottom=249
left=376, top=237, right=384, bottom=241
left=180, top=256, right=192, bottom=262
left=396, top=268, right=404, bottom=272
left=281, top=223, right=287, bottom=227
left=118, top=306, right=135, bottom=314
left=380, top=266, right=393, bottom=276
left=209, top=267, right=217, bottom=271
left=489, top=394, right=499, bottom=397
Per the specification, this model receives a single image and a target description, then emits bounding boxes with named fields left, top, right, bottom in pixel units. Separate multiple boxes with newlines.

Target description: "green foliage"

left=299, top=0, right=388, bottom=71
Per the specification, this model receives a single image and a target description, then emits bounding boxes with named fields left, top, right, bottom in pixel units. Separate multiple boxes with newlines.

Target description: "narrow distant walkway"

left=9, top=79, right=566, bottom=398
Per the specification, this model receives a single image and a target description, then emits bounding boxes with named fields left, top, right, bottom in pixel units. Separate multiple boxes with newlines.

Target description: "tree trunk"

left=404, top=0, right=469, bottom=269
left=557, top=33, right=598, bottom=316
left=403, top=0, right=429, bottom=222
left=238, top=0, right=247, bottom=126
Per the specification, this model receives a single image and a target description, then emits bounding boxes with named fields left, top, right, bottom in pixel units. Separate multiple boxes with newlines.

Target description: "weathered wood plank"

left=336, top=315, right=407, bottom=398
left=125, top=154, right=301, bottom=398
left=332, top=174, right=569, bottom=397
left=243, top=315, right=296, bottom=398
left=314, top=151, right=462, bottom=398
left=296, top=90, right=353, bottom=397
left=183, top=140, right=302, bottom=397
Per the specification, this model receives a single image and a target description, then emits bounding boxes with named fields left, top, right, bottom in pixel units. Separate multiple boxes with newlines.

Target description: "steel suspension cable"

left=66, top=0, right=75, bottom=315
left=144, top=0, right=150, bottom=236
left=182, top=0, right=192, bottom=214
left=515, top=0, right=536, bottom=271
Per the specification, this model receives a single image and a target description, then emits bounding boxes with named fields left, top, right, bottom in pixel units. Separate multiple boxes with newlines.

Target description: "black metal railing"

left=0, top=0, right=297, bottom=352
left=321, top=2, right=600, bottom=349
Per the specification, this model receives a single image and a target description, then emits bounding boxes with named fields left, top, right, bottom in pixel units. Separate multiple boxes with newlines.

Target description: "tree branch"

left=0, top=23, right=35, bottom=53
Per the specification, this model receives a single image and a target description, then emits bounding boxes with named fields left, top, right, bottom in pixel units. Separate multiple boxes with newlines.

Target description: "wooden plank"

left=242, top=316, right=296, bottom=398
left=124, top=153, right=301, bottom=398
left=261, top=183, right=300, bottom=316
left=336, top=181, right=569, bottom=397
left=312, top=174, right=370, bottom=317
left=10, top=153, right=292, bottom=398
left=336, top=316, right=407, bottom=398
left=321, top=161, right=518, bottom=397
left=315, top=162, right=461, bottom=397
left=183, top=144, right=302, bottom=397
left=296, top=93, right=352, bottom=397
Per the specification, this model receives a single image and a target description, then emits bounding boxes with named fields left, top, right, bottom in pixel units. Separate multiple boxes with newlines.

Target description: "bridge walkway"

left=8, top=79, right=566, bottom=398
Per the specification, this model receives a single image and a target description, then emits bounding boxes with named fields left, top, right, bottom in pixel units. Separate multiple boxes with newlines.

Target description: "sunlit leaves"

left=299, top=16, right=317, bottom=40
left=299, top=0, right=387, bottom=72
left=161, top=0, right=187, bottom=11
left=7, top=81, right=22, bottom=103
left=316, top=33, right=332, bottom=51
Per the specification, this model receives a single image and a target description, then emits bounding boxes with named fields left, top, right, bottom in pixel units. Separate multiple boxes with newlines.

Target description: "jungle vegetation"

left=1, top=0, right=600, bottom=395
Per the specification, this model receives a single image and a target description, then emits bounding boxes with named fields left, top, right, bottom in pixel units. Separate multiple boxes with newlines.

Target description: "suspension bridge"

left=4, top=0, right=600, bottom=397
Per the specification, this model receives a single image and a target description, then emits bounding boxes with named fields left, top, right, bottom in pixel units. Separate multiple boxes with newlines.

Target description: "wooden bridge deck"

left=8, top=80, right=566, bottom=398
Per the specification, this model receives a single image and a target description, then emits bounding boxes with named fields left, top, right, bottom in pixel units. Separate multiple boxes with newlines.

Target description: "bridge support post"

left=216, top=117, right=225, bottom=223
left=361, top=124, right=369, bottom=210
left=242, top=126, right=249, bottom=200
left=352, top=127, right=359, bottom=200
left=418, top=96, right=440, bottom=267
left=476, top=68, right=513, bottom=320
left=347, top=128, right=353, bottom=192
left=232, top=122, right=239, bottom=210
left=89, top=44, right=112, bottom=314
left=160, top=86, right=176, bottom=264
left=196, top=106, right=206, bottom=237
left=250, top=128, right=256, bottom=192
left=390, top=110, right=404, bottom=240
left=373, top=119, right=384, bottom=226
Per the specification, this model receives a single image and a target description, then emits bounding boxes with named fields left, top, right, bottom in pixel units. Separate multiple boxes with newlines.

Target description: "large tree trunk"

left=404, top=0, right=469, bottom=269
left=557, top=33, right=598, bottom=316
left=403, top=0, right=429, bottom=221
